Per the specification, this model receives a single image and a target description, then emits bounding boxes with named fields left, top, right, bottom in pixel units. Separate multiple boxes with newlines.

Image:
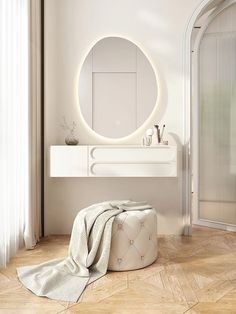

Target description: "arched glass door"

left=193, top=3, right=236, bottom=229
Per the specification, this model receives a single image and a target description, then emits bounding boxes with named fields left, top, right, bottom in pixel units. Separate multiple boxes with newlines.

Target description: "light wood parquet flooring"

left=1, top=226, right=236, bottom=313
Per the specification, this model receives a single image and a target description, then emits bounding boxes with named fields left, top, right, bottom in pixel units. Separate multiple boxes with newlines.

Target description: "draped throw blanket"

left=17, top=200, right=152, bottom=302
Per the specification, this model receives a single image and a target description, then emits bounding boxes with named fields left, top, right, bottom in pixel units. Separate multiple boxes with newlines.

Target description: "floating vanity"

left=50, top=145, right=177, bottom=177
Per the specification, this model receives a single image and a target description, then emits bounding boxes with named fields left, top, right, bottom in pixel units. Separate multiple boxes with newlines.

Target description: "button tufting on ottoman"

left=108, top=208, right=158, bottom=271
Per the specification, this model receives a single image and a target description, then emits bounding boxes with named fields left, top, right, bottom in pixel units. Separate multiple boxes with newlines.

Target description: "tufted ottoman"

left=108, top=208, right=158, bottom=271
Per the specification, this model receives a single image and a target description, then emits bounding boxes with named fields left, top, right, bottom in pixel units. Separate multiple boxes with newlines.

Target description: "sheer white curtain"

left=0, top=0, right=41, bottom=267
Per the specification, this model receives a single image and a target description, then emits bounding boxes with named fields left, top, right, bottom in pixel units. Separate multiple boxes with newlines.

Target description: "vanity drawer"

left=89, top=146, right=176, bottom=162
left=89, top=162, right=177, bottom=177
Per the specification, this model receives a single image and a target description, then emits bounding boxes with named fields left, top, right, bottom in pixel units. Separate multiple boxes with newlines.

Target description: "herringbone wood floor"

left=1, top=226, right=236, bottom=313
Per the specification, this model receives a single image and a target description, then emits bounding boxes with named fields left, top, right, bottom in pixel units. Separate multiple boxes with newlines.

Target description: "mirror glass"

left=79, top=37, right=157, bottom=138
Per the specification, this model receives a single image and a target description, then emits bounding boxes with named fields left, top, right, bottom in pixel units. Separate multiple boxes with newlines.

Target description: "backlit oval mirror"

left=79, top=37, right=157, bottom=138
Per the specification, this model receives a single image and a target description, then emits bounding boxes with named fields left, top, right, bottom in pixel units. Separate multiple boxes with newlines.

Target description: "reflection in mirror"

left=79, top=37, right=157, bottom=138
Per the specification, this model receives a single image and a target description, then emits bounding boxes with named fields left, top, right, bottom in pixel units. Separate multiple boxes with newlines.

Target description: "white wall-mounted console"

left=50, top=145, right=177, bottom=177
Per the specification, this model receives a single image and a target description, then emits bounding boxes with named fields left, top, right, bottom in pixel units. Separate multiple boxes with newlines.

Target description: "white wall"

left=44, top=0, right=203, bottom=235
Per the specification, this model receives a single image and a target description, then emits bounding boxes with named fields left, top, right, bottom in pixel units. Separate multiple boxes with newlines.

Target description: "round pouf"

left=108, top=208, right=158, bottom=271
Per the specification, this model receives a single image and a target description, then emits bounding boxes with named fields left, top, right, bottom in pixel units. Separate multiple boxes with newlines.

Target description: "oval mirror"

left=79, top=37, right=157, bottom=138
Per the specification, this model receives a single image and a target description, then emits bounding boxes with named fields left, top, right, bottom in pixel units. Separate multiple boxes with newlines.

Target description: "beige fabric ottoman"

left=108, top=208, right=158, bottom=271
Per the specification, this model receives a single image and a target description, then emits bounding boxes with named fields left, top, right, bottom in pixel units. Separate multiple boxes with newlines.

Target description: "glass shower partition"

left=198, top=29, right=236, bottom=227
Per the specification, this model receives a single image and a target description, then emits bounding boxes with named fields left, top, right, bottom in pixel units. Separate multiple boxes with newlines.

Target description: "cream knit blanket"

left=17, top=200, right=151, bottom=302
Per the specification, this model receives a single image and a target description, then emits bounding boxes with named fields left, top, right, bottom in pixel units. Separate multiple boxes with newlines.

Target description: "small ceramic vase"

left=65, top=131, right=79, bottom=145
